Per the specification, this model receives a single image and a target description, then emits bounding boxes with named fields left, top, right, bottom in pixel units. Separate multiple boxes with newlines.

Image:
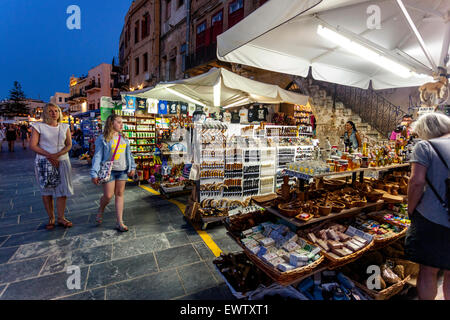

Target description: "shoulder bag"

left=36, top=124, right=61, bottom=189
left=97, top=135, right=121, bottom=184
left=425, top=140, right=449, bottom=217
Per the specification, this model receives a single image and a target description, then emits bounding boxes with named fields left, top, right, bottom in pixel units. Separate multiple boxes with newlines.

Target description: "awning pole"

left=396, top=0, right=438, bottom=72
left=439, top=22, right=450, bottom=69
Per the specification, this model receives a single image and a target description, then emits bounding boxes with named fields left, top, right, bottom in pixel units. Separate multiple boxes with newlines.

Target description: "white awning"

left=121, top=67, right=309, bottom=107
left=217, top=0, right=449, bottom=89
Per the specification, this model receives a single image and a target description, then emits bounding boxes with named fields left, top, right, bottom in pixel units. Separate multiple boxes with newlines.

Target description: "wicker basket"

left=235, top=239, right=325, bottom=286
left=244, top=248, right=324, bottom=286
left=371, top=227, right=408, bottom=250
left=353, top=275, right=411, bottom=300
left=322, top=239, right=375, bottom=270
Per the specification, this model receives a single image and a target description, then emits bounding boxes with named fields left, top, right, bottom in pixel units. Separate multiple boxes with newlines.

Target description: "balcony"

left=185, top=43, right=220, bottom=73
left=85, top=81, right=101, bottom=93
left=68, top=93, right=87, bottom=103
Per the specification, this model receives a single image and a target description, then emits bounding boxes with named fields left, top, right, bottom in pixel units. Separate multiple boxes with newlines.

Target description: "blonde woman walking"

left=90, top=114, right=136, bottom=232
left=30, top=103, right=74, bottom=229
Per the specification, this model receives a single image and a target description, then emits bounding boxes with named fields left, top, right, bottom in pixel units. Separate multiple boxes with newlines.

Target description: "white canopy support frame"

left=217, top=0, right=450, bottom=89
left=121, top=67, right=309, bottom=108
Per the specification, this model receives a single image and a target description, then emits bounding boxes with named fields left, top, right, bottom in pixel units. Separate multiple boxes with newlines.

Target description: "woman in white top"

left=30, top=103, right=74, bottom=229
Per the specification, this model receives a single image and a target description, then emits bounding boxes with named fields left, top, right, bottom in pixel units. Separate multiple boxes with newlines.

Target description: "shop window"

left=59, top=97, right=62, bottom=103
left=166, top=0, right=171, bottom=21
left=135, top=57, right=140, bottom=76
left=211, top=10, right=223, bottom=44
left=196, top=21, right=207, bottom=50
left=143, top=53, right=148, bottom=72
left=228, top=0, right=244, bottom=28
left=135, top=20, right=140, bottom=44
left=142, top=13, right=150, bottom=39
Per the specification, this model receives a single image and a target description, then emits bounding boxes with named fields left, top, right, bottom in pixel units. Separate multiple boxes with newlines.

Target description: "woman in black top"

left=6, top=124, right=17, bottom=152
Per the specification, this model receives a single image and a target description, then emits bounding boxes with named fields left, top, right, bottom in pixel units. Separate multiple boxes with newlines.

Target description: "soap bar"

left=281, top=253, right=291, bottom=262
left=352, top=235, right=368, bottom=245
left=337, top=231, right=351, bottom=242
left=327, top=229, right=341, bottom=241
left=345, top=241, right=360, bottom=252
left=290, top=253, right=309, bottom=265
left=263, top=228, right=272, bottom=237
left=331, top=248, right=348, bottom=257
left=257, top=246, right=268, bottom=257
left=318, top=230, right=328, bottom=241
left=307, top=232, right=318, bottom=244
left=268, top=257, right=285, bottom=268
left=262, top=252, right=279, bottom=262
left=297, top=238, right=307, bottom=248
left=248, top=246, right=261, bottom=255
left=285, top=232, right=298, bottom=243
left=282, top=241, right=300, bottom=252
left=328, top=240, right=343, bottom=250
left=242, top=229, right=253, bottom=237
left=251, top=233, right=265, bottom=241
left=277, top=263, right=294, bottom=272
left=242, top=239, right=259, bottom=249
left=310, top=246, right=321, bottom=256
left=316, top=239, right=330, bottom=251
left=340, top=247, right=354, bottom=255
left=259, top=237, right=275, bottom=247
left=252, top=225, right=263, bottom=233
left=293, top=260, right=308, bottom=268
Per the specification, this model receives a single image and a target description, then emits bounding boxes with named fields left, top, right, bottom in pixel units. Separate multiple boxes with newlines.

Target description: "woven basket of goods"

left=347, top=259, right=414, bottom=300
left=300, top=222, right=374, bottom=270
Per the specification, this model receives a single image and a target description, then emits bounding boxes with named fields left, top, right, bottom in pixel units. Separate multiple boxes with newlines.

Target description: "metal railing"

left=295, top=77, right=405, bottom=138
left=185, top=43, right=218, bottom=71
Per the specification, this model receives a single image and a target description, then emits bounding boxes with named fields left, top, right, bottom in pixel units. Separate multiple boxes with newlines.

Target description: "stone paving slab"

left=0, top=147, right=234, bottom=300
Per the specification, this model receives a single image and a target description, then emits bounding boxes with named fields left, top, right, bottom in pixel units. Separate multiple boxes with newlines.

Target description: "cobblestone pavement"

left=0, top=143, right=240, bottom=300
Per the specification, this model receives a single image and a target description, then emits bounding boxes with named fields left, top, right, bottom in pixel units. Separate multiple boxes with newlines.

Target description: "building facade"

left=160, top=0, right=187, bottom=81
left=68, top=75, right=88, bottom=113
left=119, top=0, right=160, bottom=90
left=119, top=0, right=270, bottom=86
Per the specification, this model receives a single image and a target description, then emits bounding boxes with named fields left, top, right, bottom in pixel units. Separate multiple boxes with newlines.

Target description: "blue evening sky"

left=0, top=0, right=133, bottom=102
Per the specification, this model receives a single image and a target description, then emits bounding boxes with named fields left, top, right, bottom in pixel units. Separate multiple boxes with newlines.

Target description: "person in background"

left=20, top=123, right=29, bottom=149
left=6, top=124, right=17, bottom=152
left=0, top=124, right=6, bottom=152
left=90, top=114, right=136, bottom=232
left=30, top=103, right=74, bottom=229
left=406, top=112, right=450, bottom=300
left=343, top=121, right=362, bottom=151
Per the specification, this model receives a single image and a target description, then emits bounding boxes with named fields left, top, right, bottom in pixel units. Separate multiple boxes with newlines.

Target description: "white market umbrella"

left=122, top=67, right=309, bottom=108
left=217, top=0, right=449, bottom=89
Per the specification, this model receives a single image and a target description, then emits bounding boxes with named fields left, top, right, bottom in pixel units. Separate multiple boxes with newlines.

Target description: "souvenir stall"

left=122, top=68, right=310, bottom=228
left=109, top=94, right=194, bottom=196
left=210, top=0, right=450, bottom=299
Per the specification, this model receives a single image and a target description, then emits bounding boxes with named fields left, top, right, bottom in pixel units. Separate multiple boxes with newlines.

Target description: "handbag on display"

left=98, top=135, right=121, bottom=184
left=36, top=125, right=62, bottom=189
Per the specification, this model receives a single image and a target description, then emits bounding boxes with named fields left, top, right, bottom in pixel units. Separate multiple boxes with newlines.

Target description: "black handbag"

left=426, top=140, right=449, bottom=217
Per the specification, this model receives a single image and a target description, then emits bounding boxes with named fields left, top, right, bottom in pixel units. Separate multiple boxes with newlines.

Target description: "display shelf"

left=284, top=163, right=410, bottom=181
left=131, top=144, right=155, bottom=146
left=264, top=200, right=384, bottom=228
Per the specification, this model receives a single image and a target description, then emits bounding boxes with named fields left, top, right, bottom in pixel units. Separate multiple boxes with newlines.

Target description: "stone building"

left=119, top=0, right=160, bottom=90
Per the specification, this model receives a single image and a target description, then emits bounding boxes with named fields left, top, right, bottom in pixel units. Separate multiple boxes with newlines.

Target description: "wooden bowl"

left=367, top=191, right=383, bottom=202
left=278, top=203, right=302, bottom=217
left=331, top=201, right=346, bottom=213
left=318, top=205, right=332, bottom=216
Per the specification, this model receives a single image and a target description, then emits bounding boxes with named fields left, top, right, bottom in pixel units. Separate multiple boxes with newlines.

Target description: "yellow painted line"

left=134, top=182, right=223, bottom=257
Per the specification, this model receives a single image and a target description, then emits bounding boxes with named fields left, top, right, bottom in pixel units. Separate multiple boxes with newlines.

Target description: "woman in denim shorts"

left=91, top=114, right=136, bottom=232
